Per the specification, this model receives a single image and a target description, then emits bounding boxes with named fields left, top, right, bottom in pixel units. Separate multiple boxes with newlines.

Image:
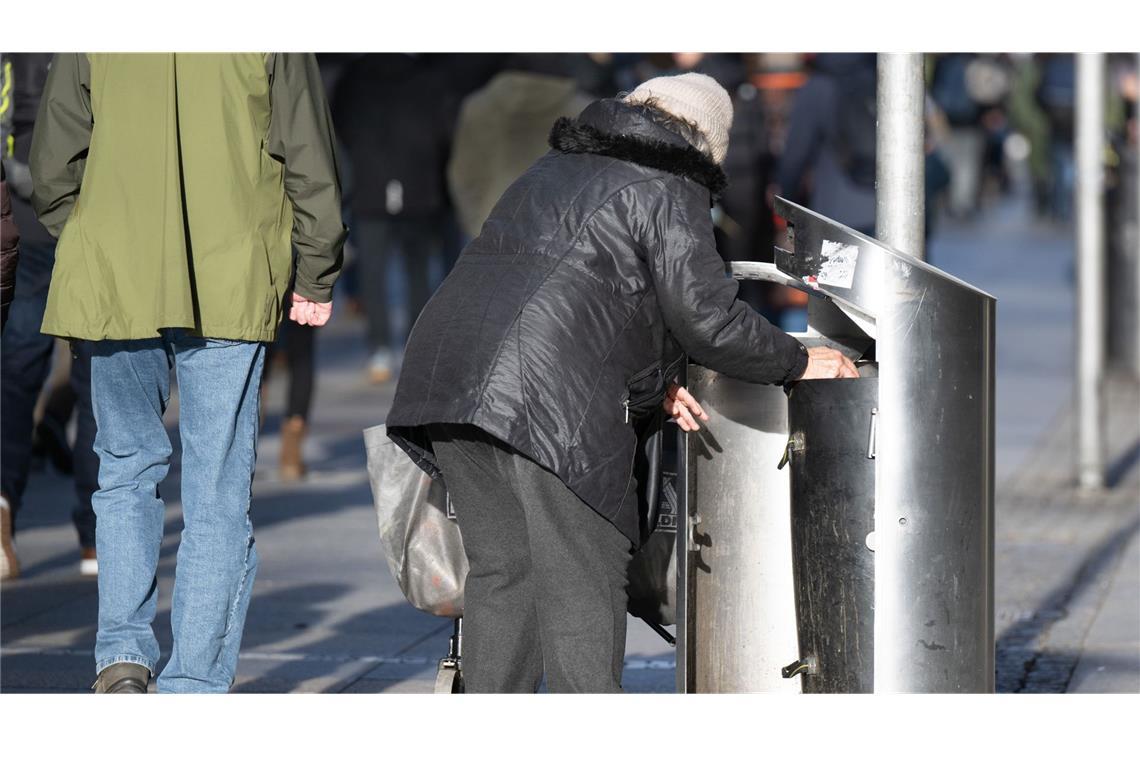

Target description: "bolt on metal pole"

left=1076, top=53, right=1106, bottom=490
left=875, top=53, right=926, bottom=260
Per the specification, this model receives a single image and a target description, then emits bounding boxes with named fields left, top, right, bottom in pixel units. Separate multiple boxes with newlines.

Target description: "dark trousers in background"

left=354, top=215, right=440, bottom=354
left=264, top=316, right=316, bottom=422
left=429, top=424, right=633, bottom=693
left=0, top=241, right=97, bottom=548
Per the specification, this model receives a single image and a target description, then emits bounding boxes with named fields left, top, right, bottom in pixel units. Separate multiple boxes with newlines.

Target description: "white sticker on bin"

left=817, top=240, right=859, bottom=289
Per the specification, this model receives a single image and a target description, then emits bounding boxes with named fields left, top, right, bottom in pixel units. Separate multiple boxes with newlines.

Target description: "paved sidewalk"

left=932, top=196, right=1138, bottom=694
left=993, top=371, right=1139, bottom=693
left=0, top=319, right=675, bottom=694
left=2, top=192, right=1137, bottom=693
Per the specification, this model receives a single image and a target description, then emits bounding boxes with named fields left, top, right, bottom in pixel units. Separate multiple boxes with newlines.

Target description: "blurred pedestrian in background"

left=1036, top=53, right=1077, bottom=222
left=263, top=305, right=318, bottom=481
left=0, top=53, right=99, bottom=581
left=387, top=72, right=857, bottom=693
left=448, top=54, right=594, bottom=240
left=30, top=53, right=345, bottom=693
left=1, top=163, right=17, bottom=331
left=777, top=53, right=879, bottom=236
left=923, top=94, right=954, bottom=243
left=972, top=55, right=1014, bottom=199
left=252, top=54, right=364, bottom=484
left=930, top=53, right=985, bottom=219
left=332, top=54, right=454, bottom=384
left=1005, top=54, right=1054, bottom=217
left=0, top=158, right=21, bottom=577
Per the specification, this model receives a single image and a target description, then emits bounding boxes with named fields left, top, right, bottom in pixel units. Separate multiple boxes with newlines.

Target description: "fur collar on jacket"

left=548, top=111, right=728, bottom=199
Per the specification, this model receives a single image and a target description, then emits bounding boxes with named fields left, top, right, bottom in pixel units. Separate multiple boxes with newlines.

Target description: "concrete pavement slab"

left=1068, top=526, right=1140, bottom=693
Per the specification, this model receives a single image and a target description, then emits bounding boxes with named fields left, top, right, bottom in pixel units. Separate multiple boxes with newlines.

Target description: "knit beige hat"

left=625, top=72, right=733, bottom=165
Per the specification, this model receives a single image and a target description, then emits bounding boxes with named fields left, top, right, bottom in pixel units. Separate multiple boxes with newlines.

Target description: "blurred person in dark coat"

left=776, top=53, right=878, bottom=236
left=332, top=54, right=455, bottom=384
left=1036, top=53, right=1077, bottom=222
left=0, top=52, right=99, bottom=581
left=1, top=163, right=17, bottom=331
left=0, top=163, right=16, bottom=580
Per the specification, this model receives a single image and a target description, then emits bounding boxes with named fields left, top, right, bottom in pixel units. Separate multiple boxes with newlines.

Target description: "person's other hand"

left=799, top=346, right=860, bottom=380
left=664, top=383, right=710, bottom=432
left=288, top=293, right=333, bottom=327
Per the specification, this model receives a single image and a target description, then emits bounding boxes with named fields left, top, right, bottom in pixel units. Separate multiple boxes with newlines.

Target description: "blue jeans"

left=90, top=330, right=265, bottom=693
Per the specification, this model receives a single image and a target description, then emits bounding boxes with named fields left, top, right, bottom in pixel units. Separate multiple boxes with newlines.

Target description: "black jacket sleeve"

left=646, top=177, right=808, bottom=385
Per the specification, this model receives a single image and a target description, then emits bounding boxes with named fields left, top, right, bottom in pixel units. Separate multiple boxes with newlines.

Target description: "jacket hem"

left=40, top=319, right=280, bottom=343
left=388, top=415, right=642, bottom=545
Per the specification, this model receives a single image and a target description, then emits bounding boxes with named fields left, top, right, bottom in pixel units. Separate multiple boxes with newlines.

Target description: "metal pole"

left=875, top=53, right=926, bottom=260
left=1076, top=53, right=1106, bottom=490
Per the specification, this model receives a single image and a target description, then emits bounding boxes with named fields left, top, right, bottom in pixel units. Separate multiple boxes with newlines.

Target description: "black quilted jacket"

left=387, top=98, right=808, bottom=543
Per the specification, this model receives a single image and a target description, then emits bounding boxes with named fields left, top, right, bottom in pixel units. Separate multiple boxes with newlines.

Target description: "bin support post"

left=875, top=53, right=926, bottom=261
left=1076, top=53, right=1106, bottom=491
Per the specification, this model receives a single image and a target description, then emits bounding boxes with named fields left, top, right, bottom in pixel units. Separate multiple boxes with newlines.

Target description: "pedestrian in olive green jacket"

left=32, top=53, right=345, bottom=342
left=30, top=53, right=345, bottom=694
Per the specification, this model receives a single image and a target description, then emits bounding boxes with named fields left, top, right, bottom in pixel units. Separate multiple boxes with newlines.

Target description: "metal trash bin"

left=677, top=198, right=996, bottom=693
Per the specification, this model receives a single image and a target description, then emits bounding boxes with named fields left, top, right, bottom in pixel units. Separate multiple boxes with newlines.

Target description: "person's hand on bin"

left=663, top=346, right=858, bottom=431
left=799, top=346, right=860, bottom=380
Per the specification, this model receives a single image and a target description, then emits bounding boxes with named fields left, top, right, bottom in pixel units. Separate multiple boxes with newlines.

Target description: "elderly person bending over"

left=387, top=73, right=856, bottom=693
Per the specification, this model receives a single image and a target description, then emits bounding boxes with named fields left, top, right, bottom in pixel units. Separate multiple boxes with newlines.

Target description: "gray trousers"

left=429, top=424, right=633, bottom=693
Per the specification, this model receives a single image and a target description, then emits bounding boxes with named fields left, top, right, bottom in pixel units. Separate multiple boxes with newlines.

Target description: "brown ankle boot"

left=280, top=415, right=307, bottom=481
left=1, top=495, right=20, bottom=581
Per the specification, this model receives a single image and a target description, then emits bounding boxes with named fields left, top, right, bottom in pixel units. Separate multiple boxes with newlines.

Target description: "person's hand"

left=288, top=293, right=333, bottom=327
left=799, top=346, right=860, bottom=380
left=664, top=383, right=710, bottom=432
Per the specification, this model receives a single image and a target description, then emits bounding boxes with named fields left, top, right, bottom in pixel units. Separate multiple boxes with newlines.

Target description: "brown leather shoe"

left=280, top=415, right=307, bottom=481
left=93, top=662, right=151, bottom=694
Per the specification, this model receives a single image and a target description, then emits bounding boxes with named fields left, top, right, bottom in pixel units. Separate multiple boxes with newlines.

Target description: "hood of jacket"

left=548, top=98, right=727, bottom=199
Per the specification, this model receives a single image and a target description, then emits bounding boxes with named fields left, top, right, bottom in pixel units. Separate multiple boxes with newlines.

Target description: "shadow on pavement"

left=1105, top=438, right=1140, bottom=489
left=996, top=512, right=1140, bottom=692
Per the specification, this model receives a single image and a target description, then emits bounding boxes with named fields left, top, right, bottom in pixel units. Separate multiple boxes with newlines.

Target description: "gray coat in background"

left=447, top=70, right=593, bottom=239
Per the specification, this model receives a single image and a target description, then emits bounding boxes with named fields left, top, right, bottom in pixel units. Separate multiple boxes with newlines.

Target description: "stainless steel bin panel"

left=787, top=377, right=879, bottom=693
left=775, top=197, right=996, bottom=693
left=685, top=367, right=801, bottom=693
left=875, top=257, right=996, bottom=693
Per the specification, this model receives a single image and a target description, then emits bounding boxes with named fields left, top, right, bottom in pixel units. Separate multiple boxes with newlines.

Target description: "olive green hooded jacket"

left=30, top=53, right=346, bottom=342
